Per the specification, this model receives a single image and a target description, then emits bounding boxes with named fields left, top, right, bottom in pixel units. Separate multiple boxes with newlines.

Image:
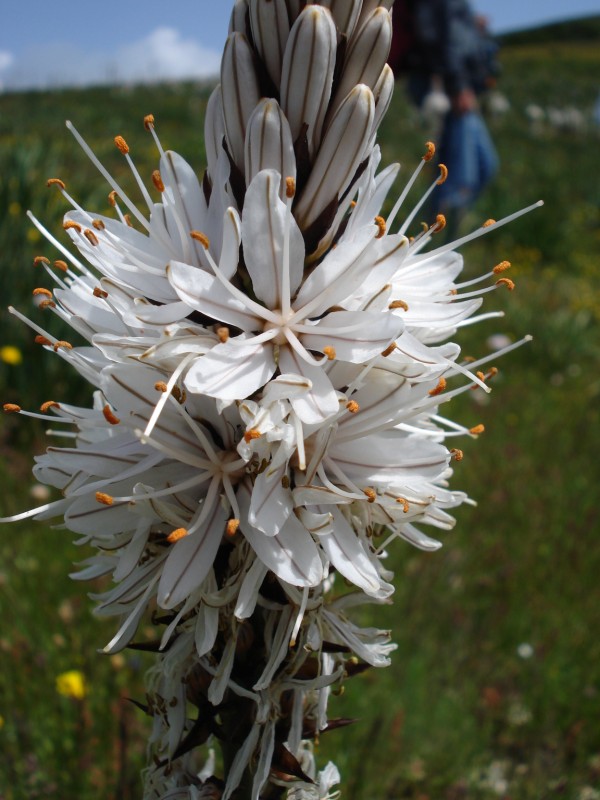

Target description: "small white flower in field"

left=1, top=1, right=541, bottom=796
left=517, top=642, right=534, bottom=659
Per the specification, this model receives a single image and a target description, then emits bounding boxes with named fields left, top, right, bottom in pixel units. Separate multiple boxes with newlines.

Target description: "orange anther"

left=450, top=448, right=464, bottom=462
left=108, top=190, right=119, bottom=207
left=93, top=287, right=109, bottom=299
left=33, top=287, right=53, bottom=298
left=285, top=177, right=296, bottom=198
left=38, top=300, right=56, bottom=310
left=432, top=213, right=446, bottom=232
left=167, top=527, right=189, bottom=543
left=95, top=492, right=114, bottom=506
left=346, top=400, right=360, bottom=414
left=46, top=178, right=66, bottom=190
left=428, top=377, right=447, bottom=397
left=84, top=229, right=99, bottom=246
left=190, top=231, right=210, bottom=249
left=482, top=218, right=496, bottom=228
left=381, top=342, right=397, bottom=357
left=323, top=346, right=336, bottom=361
left=123, top=214, right=133, bottom=227
left=226, top=519, right=240, bottom=537
left=216, top=327, right=230, bottom=343
left=143, top=114, right=155, bottom=130
left=34, top=335, right=52, bottom=346
left=374, top=216, right=386, bottom=238
left=470, top=424, right=485, bottom=435
left=423, top=141, right=436, bottom=161
left=92, top=219, right=106, bottom=230
left=114, top=135, right=129, bottom=155
left=492, top=260, right=511, bottom=274
left=155, top=381, right=168, bottom=393
left=496, top=277, right=515, bottom=291
left=40, top=401, right=60, bottom=413
left=436, top=164, right=448, bottom=185
left=389, top=300, right=409, bottom=311
left=3, top=403, right=21, bottom=413
left=63, top=220, right=82, bottom=233
left=244, top=428, right=261, bottom=443
left=53, top=341, right=73, bottom=352
left=152, top=170, right=165, bottom=192
left=33, top=256, right=51, bottom=266
left=53, top=260, right=68, bottom=272
left=364, top=488, right=377, bottom=503
left=396, top=497, right=410, bottom=513
left=102, top=405, right=121, bottom=425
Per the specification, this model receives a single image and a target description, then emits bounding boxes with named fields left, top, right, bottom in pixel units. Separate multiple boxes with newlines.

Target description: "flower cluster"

left=2, top=1, right=538, bottom=798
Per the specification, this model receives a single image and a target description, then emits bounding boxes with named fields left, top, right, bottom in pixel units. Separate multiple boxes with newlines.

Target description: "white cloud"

left=0, top=28, right=220, bottom=91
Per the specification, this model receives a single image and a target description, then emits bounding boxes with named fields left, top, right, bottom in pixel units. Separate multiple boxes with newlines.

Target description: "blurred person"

left=389, top=0, right=500, bottom=237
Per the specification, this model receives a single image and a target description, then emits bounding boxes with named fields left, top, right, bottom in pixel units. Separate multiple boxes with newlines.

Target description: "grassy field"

left=1, top=20, right=600, bottom=800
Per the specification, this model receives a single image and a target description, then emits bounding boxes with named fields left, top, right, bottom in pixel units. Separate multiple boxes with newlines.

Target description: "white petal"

left=158, top=500, right=227, bottom=609
left=239, top=484, right=323, bottom=587
left=300, top=310, right=403, bottom=363
left=249, top=464, right=292, bottom=536
left=242, top=170, right=304, bottom=308
left=278, top=347, right=340, bottom=424
left=168, top=260, right=260, bottom=331
left=185, top=340, right=276, bottom=400
left=318, top=506, right=382, bottom=595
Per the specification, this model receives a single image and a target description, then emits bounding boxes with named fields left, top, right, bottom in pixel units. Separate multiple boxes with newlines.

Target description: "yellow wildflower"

left=0, top=346, right=23, bottom=366
left=56, top=670, right=87, bottom=700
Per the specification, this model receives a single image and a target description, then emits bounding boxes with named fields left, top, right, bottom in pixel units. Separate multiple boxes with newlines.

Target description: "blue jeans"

left=434, top=110, right=498, bottom=213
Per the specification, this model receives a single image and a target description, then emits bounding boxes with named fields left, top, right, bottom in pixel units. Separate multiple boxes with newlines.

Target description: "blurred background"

left=1, top=3, right=599, bottom=798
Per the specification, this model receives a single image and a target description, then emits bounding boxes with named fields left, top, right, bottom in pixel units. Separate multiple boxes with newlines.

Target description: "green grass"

left=1, top=29, right=600, bottom=800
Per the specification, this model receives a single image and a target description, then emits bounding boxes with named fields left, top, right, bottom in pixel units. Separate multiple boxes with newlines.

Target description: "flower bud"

left=317, top=0, right=363, bottom=38
left=220, top=33, right=262, bottom=172
left=204, top=85, right=226, bottom=176
left=229, top=0, right=249, bottom=34
left=244, top=99, right=296, bottom=196
left=280, top=5, right=337, bottom=158
left=294, top=84, right=374, bottom=232
left=249, top=0, right=291, bottom=87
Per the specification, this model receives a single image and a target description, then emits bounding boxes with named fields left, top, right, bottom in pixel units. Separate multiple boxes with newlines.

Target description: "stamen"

left=423, top=141, right=436, bottom=161
left=190, top=230, right=210, bottom=249
left=46, top=178, right=66, bottom=190
left=102, top=405, right=121, bottom=425
left=450, top=449, right=464, bottom=461
left=33, top=256, right=50, bottom=266
left=53, top=260, right=69, bottom=272
left=226, top=519, right=240, bottom=537
left=285, top=177, right=296, bottom=198
left=346, top=401, right=360, bottom=414
left=108, top=191, right=119, bottom=207
left=493, top=261, right=511, bottom=274
left=216, top=326, right=230, bottom=343
left=53, top=341, right=72, bottom=352
left=84, top=229, right=99, bottom=246
left=143, top=114, right=155, bottom=131
left=364, top=488, right=377, bottom=503
left=92, top=219, right=106, bottom=230
left=35, top=336, right=52, bottom=346
left=38, top=300, right=56, bottom=310
left=470, top=424, right=485, bottom=435
left=482, top=218, right=496, bottom=228
left=155, top=381, right=168, bottom=392
left=142, top=352, right=196, bottom=441
left=95, top=492, right=114, bottom=506
left=152, top=170, right=165, bottom=192
left=396, top=497, right=410, bottom=513
left=33, top=287, right=52, bottom=299
left=167, top=528, right=189, bottom=544
left=374, top=216, right=386, bottom=238
left=3, top=403, right=21, bottom=413
left=437, top=164, right=448, bottom=185
left=40, top=401, right=60, bottom=412
left=429, top=377, right=447, bottom=397
left=114, top=135, right=130, bottom=155
left=496, top=277, right=515, bottom=291
left=381, top=342, right=397, bottom=357
left=432, top=214, right=446, bottom=233
left=323, top=346, right=336, bottom=361
left=389, top=300, right=408, bottom=311
left=93, top=287, right=109, bottom=299
left=244, top=428, right=261, bottom=443
left=63, top=220, right=82, bottom=233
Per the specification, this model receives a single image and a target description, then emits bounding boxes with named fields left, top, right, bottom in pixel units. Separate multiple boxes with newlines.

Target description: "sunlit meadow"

left=1, top=20, right=600, bottom=799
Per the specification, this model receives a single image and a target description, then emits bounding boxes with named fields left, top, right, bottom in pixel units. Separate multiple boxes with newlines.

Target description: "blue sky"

left=1, top=0, right=599, bottom=90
